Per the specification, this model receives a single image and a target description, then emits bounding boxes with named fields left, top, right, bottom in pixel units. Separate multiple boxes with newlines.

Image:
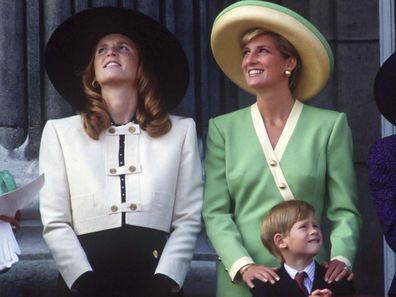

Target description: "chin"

left=245, top=81, right=262, bottom=88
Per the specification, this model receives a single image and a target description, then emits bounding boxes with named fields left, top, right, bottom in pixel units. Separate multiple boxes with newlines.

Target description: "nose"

left=309, top=226, right=319, bottom=235
left=106, top=47, right=118, bottom=56
left=244, top=52, right=258, bottom=65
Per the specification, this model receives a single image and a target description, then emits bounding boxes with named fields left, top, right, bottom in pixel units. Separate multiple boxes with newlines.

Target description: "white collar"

left=250, top=99, right=303, bottom=160
left=284, top=259, right=315, bottom=282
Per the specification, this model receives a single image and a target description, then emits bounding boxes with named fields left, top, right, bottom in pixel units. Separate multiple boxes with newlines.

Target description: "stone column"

left=42, top=0, right=74, bottom=121
left=0, top=0, right=27, bottom=151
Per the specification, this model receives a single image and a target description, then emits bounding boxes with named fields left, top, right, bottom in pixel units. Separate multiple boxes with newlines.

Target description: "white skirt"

left=0, top=221, right=20, bottom=271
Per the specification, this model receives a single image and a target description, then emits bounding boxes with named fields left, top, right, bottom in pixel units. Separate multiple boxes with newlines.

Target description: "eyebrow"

left=243, top=43, right=273, bottom=50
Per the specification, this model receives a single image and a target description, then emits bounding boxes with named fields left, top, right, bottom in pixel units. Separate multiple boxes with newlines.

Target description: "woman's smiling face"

left=242, top=33, right=294, bottom=92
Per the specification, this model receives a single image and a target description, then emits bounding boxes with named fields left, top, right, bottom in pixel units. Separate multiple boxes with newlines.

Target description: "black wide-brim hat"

left=374, top=52, right=396, bottom=125
left=45, top=6, right=189, bottom=111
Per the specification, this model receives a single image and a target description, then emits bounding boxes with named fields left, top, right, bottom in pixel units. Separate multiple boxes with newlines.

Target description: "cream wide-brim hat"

left=211, top=1, right=334, bottom=100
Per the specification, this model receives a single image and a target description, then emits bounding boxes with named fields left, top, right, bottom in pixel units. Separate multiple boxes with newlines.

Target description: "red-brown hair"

left=80, top=39, right=171, bottom=140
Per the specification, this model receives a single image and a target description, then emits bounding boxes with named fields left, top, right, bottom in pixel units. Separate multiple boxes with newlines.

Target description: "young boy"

left=251, top=200, right=354, bottom=297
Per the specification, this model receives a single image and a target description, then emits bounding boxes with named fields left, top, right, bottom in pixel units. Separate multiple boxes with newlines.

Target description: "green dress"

left=203, top=102, right=361, bottom=297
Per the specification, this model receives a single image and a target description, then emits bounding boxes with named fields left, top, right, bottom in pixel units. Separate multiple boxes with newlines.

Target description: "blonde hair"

left=260, top=200, right=316, bottom=262
left=240, top=28, right=301, bottom=93
left=80, top=39, right=171, bottom=140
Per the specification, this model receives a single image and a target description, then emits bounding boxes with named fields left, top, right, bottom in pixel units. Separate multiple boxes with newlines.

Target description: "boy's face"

left=282, top=215, right=322, bottom=258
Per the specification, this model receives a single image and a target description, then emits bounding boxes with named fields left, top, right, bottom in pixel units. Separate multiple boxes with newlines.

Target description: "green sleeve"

left=203, top=119, right=252, bottom=275
left=326, top=113, right=361, bottom=265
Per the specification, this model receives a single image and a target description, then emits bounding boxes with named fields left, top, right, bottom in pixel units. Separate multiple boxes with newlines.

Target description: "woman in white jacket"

left=39, top=7, right=203, bottom=297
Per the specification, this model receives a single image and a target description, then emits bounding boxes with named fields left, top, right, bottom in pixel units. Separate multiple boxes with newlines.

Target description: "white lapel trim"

left=275, top=100, right=303, bottom=159
left=250, top=101, right=303, bottom=201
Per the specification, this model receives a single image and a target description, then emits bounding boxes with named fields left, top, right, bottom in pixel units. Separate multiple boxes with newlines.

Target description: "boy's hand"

left=310, top=288, right=332, bottom=297
left=240, top=264, right=280, bottom=288
left=323, top=260, right=354, bottom=283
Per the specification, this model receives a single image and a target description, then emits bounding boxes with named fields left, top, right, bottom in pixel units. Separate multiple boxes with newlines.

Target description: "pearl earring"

left=284, top=70, right=292, bottom=77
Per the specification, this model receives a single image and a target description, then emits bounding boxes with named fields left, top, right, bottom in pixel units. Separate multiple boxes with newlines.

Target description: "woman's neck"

left=101, top=85, right=138, bottom=125
left=256, top=89, right=295, bottom=123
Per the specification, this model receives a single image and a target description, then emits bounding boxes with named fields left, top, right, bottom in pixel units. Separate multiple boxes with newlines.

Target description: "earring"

left=91, top=79, right=99, bottom=88
left=284, top=70, right=292, bottom=77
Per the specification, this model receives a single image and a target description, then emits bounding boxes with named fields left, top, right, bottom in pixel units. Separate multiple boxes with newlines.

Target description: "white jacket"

left=39, top=114, right=203, bottom=288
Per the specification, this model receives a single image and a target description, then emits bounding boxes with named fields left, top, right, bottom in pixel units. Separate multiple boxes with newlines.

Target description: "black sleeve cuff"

left=151, top=273, right=180, bottom=295
left=71, top=271, right=95, bottom=293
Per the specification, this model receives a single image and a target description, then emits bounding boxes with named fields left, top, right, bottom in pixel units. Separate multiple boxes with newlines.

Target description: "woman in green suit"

left=203, top=2, right=361, bottom=297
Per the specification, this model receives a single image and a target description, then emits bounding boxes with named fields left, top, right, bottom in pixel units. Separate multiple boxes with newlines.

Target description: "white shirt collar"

left=284, top=260, right=315, bottom=293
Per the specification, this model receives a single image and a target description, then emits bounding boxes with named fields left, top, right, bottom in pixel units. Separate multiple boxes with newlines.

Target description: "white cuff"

left=331, top=256, right=352, bottom=269
left=229, top=256, right=255, bottom=281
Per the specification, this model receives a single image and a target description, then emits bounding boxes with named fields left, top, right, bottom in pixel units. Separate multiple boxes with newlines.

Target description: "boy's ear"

left=274, top=233, right=287, bottom=249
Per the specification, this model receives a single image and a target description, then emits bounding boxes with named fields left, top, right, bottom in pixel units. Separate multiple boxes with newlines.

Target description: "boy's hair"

left=260, top=200, right=316, bottom=262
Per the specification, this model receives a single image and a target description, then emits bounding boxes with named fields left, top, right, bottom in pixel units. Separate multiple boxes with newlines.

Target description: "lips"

left=104, top=61, right=121, bottom=68
left=307, top=237, right=321, bottom=243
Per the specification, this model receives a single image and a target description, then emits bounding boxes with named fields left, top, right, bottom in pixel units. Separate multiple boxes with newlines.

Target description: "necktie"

left=295, top=271, right=309, bottom=296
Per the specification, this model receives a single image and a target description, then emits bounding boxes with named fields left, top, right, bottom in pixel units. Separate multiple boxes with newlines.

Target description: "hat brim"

left=211, top=1, right=334, bottom=100
left=374, top=52, right=396, bottom=125
left=45, top=6, right=189, bottom=111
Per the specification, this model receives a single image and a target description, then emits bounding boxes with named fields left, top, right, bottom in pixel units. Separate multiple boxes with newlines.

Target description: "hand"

left=323, top=260, right=354, bottom=283
left=0, top=210, right=21, bottom=230
left=240, top=264, right=280, bottom=288
left=149, top=273, right=179, bottom=297
left=310, top=288, right=333, bottom=297
left=72, top=271, right=106, bottom=297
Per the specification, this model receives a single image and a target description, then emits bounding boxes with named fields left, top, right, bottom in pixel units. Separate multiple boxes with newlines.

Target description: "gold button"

left=279, top=183, right=287, bottom=189
left=109, top=168, right=117, bottom=174
left=269, top=160, right=277, bottom=166
left=129, top=203, right=137, bottom=211
left=108, top=127, right=116, bottom=134
left=111, top=205, right=118, bottom=212
left=129, top=165, right=136, bottom=172
left=128, top=126, right=136, bottom=133
left=153, top=250, right=159, bottom=259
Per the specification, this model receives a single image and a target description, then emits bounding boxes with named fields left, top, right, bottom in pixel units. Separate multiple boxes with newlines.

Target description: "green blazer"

left=203, top=102, right=361, bottom=297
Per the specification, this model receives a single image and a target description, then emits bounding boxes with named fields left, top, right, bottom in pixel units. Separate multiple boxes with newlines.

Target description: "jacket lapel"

left=312, top=261, right=327, bottom=291
left=277, top=265, right=307, bottom=297
left=250, top=103, right=299, bottom=201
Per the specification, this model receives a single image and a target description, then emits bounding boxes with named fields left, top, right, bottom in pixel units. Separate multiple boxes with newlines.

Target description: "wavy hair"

left=81, top=41, right=171, bottom=140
